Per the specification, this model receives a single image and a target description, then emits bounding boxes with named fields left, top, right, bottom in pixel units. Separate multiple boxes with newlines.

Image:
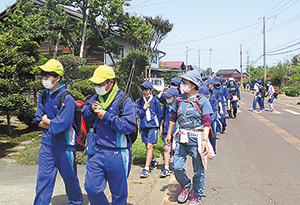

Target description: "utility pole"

left=198, top=50, right=201, bottom=75
left=247, top=51, right=250, bottom=83
left=209, top=48, right=213, bottom=77
left=240, top=44, right=242, bottom=86
left=186, top=46, right=188, bottom=73
left=263, top=17, right=266, bottom=85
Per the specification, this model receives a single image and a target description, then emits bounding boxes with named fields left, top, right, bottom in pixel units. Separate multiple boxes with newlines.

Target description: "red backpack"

left=75, top=100, right=87, bottom=151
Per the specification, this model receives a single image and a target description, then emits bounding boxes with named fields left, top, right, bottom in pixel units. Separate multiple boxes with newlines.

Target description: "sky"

left=1, top=0, right=300, bottom=73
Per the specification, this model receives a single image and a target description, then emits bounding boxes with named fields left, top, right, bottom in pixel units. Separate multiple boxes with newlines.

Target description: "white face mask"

left=166, top=98, right=174, bottom=104
left=42, top=78, right=57, bottom=90
left=182, top=84, right=192, bottom=93
left=95, top=85, right=109, bottom=96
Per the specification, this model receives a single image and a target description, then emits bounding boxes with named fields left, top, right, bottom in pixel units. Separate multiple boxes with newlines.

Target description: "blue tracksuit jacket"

left=33, top=84, right=77, bottom=151
left=135, top=96, right=162, bottom=129
left=82, top=89, right=136, bottom=148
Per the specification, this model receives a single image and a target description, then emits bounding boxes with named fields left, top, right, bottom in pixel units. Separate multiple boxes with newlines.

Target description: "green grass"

left=131, top=132, right=164, bottom=165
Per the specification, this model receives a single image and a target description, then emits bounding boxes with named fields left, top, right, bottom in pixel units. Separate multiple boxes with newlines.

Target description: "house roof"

left=216, top=69, right=240, bottom=75
left=160, top=61, right=184, bottom=69
left=0, top=0, right=84, bottom=22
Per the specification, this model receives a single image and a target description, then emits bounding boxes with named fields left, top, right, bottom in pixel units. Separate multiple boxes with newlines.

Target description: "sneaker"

left=160, top=169, right=170, bottom=178
left=178, top=186, right=192, bottom=203
left=270, top=108, right=274, bottom=112
left=140, top=169, right=150, bottom=178
left=189, top=193, right=201, bottom=205
left=221, top=128, right=226, bottom=134
left=252, top=110, right=258, bottom=113
left=149, top=161, right=158, bottom=169
left=261, top=109, right=265, bottom=112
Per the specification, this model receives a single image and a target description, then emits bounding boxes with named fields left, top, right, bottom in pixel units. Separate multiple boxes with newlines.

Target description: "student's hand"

left=166, top=134, right=171, bottom=146
left=92, top=101, right=101, bottom=111
left=94, top=109, right=106, bottom=120
left=220, top=108, right=223, bottom=115
left=202, top=140, right=209, bottom=156
left=42, top=114, right=50, bottom=125
left=143, top=102, right=150, bottom=110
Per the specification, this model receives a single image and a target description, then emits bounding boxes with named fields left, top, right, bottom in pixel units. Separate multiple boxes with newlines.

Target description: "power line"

left=267, top=41, right=300, bottom=53
left=259, top=0, right=284, bottom=18
left=267, top=46, right=300, bottom=55
left=160, top=21, right=261, bottom=47
left=125, top=0, right=181, bottom=10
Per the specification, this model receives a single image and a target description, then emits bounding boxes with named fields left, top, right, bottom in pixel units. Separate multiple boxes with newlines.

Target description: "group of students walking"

left=33, top=59, right=244, bottom=205
left=252, top=78, right=276, bottom=112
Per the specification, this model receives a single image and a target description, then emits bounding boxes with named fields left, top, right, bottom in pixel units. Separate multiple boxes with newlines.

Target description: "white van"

left=150, top=78, right=165, bottom=91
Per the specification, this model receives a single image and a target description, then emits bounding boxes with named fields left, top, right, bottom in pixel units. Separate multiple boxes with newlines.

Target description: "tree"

left=115, top=50, right=149, bottom=101
left=0, top=31, right=38, bottom=135
left=269, top=62, right=289, bottom=87
left=143, top=16, right=173, bottom=79
left=0, top=0, right=49, bottom=134
left=57, top=54, right=86, bottom=87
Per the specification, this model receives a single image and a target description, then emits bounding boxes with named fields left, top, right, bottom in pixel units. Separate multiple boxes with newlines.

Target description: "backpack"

left=41, top=90, right=87, bottom=151
left=258, top=86, right=266, bottom=98
left=116, top=93, right=138, bottom=144
left=176, top=93, right=203, bottom=116
left=273, top=86, right=279, bottom=97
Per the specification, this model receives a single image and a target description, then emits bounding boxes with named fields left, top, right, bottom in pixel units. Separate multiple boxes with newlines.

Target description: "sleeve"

left=103, top=97, right=136, bottom=135
left=200, top=97, right=213, bottom=116
left=157, top=94, right=166, bottom=104
left=237, top=86, right=241, bottom=100
left=135, top=98, right=146, bottom=119
left=81, top=94, right=98, bottom=125
left=225, top=88, right=231, bottom=100
left=48, top=94, right=76, bottom=136
left=33, top=93, right=45, bottom=125
left=155, top=98, right=163, bottom=123
left=170, top=110, right=177, bottom=122
left=202, top=114, right=211, bottom=127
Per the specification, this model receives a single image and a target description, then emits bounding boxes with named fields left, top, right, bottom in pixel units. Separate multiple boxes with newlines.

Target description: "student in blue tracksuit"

left=82, top=65, right=136, bottom=205
left=159, top=87, right=179, bottom=177
left=252, top=78, right=260, bottom=112
left=33, top=59, right=83, bottom=205
left=227, top=77, right=241, bottom=118
left=257, top=80, right=265, bottom=111
left=266, top=81, right=275, bottom=111
left=206, top=77, right=222, bottom=154
left=157, top=77, right=182, bottom=104
left=136, top=80, right=162, bottom=178
left=219, top=78, right=231, bottom=133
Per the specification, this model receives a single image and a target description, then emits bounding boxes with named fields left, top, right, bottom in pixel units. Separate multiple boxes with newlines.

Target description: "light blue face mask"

left=230, top=82, right=234, bottom=86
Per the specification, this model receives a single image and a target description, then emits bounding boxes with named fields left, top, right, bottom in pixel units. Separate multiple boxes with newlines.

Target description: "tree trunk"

left=6, top=113, right=12, bottom=135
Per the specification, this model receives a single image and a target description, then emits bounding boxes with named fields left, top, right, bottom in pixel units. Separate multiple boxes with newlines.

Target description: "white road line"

left=272, top=110, right=282, bottom=114
left=239, top=101, right=245, bottom=105
left=283, top=109, right=300, bottom=115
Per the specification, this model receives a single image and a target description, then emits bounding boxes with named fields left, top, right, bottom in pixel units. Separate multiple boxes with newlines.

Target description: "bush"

left=285, top=87, right=300, bottom=97
left=17, top=102, right=36, bottom=127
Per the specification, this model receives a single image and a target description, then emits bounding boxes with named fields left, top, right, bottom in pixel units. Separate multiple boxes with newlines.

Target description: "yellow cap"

left=38, top=59, right=64, bottom=76
left=89, top=65, right=115, bottom=84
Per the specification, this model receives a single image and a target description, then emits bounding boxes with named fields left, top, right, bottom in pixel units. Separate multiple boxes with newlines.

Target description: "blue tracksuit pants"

left=220, top=105, right=227, bottom=131
left=209, top=121, right=217, bottom=154
left=34, top=144, right=83, bottom=205
left=85, top=147, right=132, bottom=205
left=253, top=96, right=259, bottom=111
left=258, top=97, right=265, bottom=110
left=173, top=143, right=205, bottom=200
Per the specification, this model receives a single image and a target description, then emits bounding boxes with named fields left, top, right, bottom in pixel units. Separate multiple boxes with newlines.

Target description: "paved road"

left=1, top=92, right=300, bottom=205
